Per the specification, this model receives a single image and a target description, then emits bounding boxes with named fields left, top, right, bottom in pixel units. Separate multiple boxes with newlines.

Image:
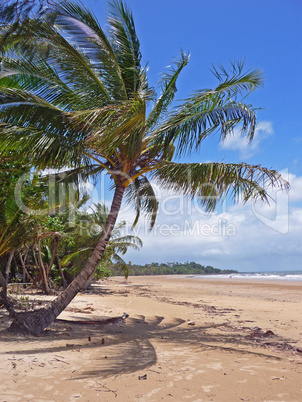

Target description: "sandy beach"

left=0, top=275, right=301, bottom=401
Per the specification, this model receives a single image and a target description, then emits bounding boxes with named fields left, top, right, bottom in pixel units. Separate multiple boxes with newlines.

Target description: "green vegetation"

left=110, top=261, right=237, bottom=276
left=0, top=162, right=141, bottom=300
left=0, top=189, right=141, bottom=292
left=61, top=203, right=142, bottom=284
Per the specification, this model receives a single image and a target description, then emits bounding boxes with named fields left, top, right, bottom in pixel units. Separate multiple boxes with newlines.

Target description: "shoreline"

left=124, top=274, right=302, bottom=289
left=174, top=274, right=302, bottom=287
left=1, top=275, right=301, bottom=401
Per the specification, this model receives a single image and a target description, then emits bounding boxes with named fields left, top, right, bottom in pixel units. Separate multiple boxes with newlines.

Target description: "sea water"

left=194, top=270, right=302, bottom=281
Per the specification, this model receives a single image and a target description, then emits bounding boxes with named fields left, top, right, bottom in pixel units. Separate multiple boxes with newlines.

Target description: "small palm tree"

left=0, top=1, right=287, bottom=334
left=62, top=203, right=142, bottom=283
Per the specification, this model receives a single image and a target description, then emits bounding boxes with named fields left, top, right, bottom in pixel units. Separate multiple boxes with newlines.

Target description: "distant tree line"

left=109, top=261, right=237, bottom=276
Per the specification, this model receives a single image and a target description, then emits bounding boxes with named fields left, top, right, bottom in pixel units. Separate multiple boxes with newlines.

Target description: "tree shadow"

left=0, top=312, right=287, bottom=380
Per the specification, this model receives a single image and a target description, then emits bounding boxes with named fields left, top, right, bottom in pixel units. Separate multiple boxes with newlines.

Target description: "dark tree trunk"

left=57, top=255, right=67, bottom=288
left=47, top=235, right=60, bottom=276
left=0, top=250, right=17, bottom=317
left=5, top=249, right=14, bottom=282
left=0, top=267, right=16, bottom=318
left=19, top=251, right=33, bottom=282
left=8, top=184, right=125, bottom=335
left=37, top=238, right=50, bottom=294
left=81, top=270, right=95, bottom=291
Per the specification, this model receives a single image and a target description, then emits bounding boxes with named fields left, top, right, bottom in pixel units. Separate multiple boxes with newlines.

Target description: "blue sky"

left=82, top=0, right=302, bottom=272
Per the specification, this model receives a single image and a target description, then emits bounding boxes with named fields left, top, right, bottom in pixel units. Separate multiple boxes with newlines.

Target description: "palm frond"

left=0, top=1, right=287, bottom=255
left=146, top=52, right=190, bottom=130
left=152, top=161, right=289, bottom=211
left=0, top=57, right=90, bottom=110
left=152, top=63, right=263, bottom=156
left=85, top=96, right=146, bottom=159
left=55, top=1, right=128, bottom=100
left=210, top=60, right=263, bottom=97
left=125, top=175, right=158, bottom=230
left=109, top=235, right=143, bottom=252
left=61, top=247, right=93, bottom=266
left=0, top=196, right=35, bottom=257
left=110, top=253, right=129, bottom=278
left=1, top=17, right=112, bottom=103
left=38, top=164, right=105, bottom=187
left=154, top=98, right=257, bottom=157
left=108, top=0, right=149, bottom=97
left=0, top=120, right=90, bottom=170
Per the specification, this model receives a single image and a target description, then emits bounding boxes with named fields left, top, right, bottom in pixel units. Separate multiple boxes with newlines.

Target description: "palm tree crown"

left=0, top=1, right=288, bottom=334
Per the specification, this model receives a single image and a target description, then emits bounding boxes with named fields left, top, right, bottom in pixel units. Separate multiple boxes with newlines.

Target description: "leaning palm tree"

left=0, top=1, right=288, bottom=334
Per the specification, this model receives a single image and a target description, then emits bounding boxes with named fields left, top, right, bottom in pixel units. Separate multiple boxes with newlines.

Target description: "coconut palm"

left=0, top=1, right=288, bottom=334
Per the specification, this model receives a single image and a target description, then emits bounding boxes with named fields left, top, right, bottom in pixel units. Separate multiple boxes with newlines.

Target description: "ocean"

left=195, top=270, right=302, bottom=281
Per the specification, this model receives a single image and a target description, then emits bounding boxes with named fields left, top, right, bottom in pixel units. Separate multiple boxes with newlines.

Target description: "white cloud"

left=117, top=171, right=302, bottom=272
left=287, top=173, right=302, bottom=202
left=74, top=170, right=300, bottom=272
left=220, top=121, right=274, bottom=158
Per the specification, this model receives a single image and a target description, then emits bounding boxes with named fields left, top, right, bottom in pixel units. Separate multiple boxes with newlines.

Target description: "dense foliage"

left=110, top=261, right=237, bottom=276
left=0, top=166, right=142, bottom=295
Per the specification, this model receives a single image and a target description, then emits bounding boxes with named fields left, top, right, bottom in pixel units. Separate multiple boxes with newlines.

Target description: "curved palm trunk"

left=82, top=270, right=96, bottom=291
left=9, top=184, right=125, bottom=335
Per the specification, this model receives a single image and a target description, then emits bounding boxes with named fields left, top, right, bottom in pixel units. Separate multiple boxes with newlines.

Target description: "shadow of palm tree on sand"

left=0, top=310, right=287, bottom=380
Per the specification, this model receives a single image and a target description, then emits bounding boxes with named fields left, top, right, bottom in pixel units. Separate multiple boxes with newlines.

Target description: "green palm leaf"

left=126, top=175, right=158, bottom=230
left=152, top=61, right=262, bottom=156
left=55, top=1, right=128, bottom=100
left=108, top=0, right=151, bottom=98
left=152, top=161, right=287, bottom=212
left=0, top=57, right=88, bottom=110
left=61, top=203, right=142, bottom=275
left=146, top=52, right=190, bottom=130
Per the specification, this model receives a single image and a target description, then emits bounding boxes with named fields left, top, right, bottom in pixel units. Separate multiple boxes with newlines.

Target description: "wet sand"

left=0, top=275, right=301, bottom=401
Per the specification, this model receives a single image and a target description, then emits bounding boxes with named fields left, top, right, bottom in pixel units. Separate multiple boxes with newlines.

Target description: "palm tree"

left=0, top=1, right=288, bottom=334
left=61, top=203, right=143, bottom=284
